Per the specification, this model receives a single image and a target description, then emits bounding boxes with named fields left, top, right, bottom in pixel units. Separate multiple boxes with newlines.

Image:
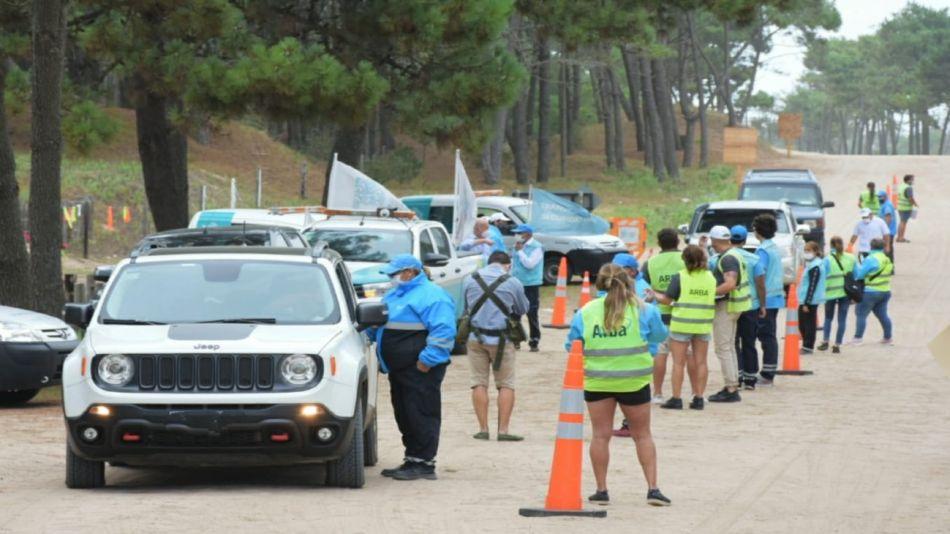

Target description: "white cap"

left=859, top=208, right=872, bottom=218
left=488, top=212, right=510, bottom=222
left=708, top=225, right=731, bottom=240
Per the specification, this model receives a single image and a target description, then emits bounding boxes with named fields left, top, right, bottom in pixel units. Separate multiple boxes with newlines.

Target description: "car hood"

left=0, top=304, right=70, bottom=329
left=86, top=323, right=342, bottom=355
left=538, top=233, right=626, bottom=250
left=347, top=261, right=390, bottom=285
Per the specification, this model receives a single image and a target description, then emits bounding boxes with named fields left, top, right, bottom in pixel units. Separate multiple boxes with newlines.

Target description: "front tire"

left=363, top=411, right=378, bottom=467
left=543, top=255, right=572, bottom=286
left=0, top=389, right=39, bottom=406
left=325, top=402, right=365, bottom=488
left=66, top=443, right=104, bottom=489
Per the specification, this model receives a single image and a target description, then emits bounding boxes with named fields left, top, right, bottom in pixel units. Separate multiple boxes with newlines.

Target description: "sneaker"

left=650, top=394, right=665, bottom=405
left=612, top=425, right=631, bottom=438
left=660, top=397, right=683, bottom=410
left=817, top=341, right=829, bottom=351
left=529, top=345, right=540, bottom=353
left=880, top=338, right=894, bottom=345
left=801, top=347, right=814, bottom=355
left=390, top=462, right=437, bottom=481
left=708, top=388, right=741, bottom=403
left=758, top=377, right=774, bottom=387
left=832, top=345, right=841, bottom=354
left=742, top=379, right=756, bottom=391
left=689, top=396, right=704, bottom=410
left=381, top=461, right=411, bottom=478
left=647, top=488, right=671, bottom=506
left=847, top=338, right=864, bottom=346
left=588, top=490, right=610, bottom=505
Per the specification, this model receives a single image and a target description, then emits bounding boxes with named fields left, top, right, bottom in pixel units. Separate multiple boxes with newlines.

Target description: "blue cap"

left=730, top=225, right=748, bottom=242
left=379, top=253, right=423, bottom=276
left=877, top=190, right=888, bottom=198
left=512, top=224, right=534, bottom=234
left=612, top=253, right=639, bottom=270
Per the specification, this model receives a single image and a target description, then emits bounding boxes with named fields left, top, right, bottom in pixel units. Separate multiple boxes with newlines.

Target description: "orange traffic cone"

left=105, top=205, right=115, bottom=231
left=891, top=175, right=899, bottom=206
left=520, top=341, right=605, bottom=518
left=776, top=276, right=813, bottom=376
left=577, top=271, right=592, bottom=309
left=544, top=256, right=570, bottom=329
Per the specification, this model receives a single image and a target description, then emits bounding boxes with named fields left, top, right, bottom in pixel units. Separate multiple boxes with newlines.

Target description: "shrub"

left=363, top=146, right=422, bottom=183
left=62, top=101, right=119, bottom=156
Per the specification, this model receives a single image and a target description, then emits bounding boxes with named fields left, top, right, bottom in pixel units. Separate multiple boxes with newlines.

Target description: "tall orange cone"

left=776, top=274, right=813, bottom=376
left=544, top=256, right=570, bottom=329
left=891, top=175, right=899, bottom=206
left=577, top=271, right=592, bottom=309
left=105, top=205, right=115, bottom=231
left=520, top=341, right=605, bottom=518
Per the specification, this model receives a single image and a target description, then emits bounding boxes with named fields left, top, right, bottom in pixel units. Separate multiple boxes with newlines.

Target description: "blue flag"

left=530, top=188, right=610, bottom=235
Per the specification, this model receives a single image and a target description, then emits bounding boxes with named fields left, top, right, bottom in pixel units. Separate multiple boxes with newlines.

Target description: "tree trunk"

left=687, top=14, right=709, bottom=167
left=28, top=0, right=66, bottom=315
left=652, top=56, right=679, bottom=179
left=481, top=108, right=507, bottom=184
left=593, top=67, right=614, bottom=168
left=323, top=125, right=364, bottom=204
left=136, top=88, right=189, bottom=231
left=0, top=61, right=32, bottom=309
left=508, top=95, right=530, bottom=184
left=590, top=69, right=603, bottom=120
left=620, top=47, right=645, bottom=151
left=921, top=113, right=930, bottom=155
left=839, top=112, right=849, bottom=155
left=939, top=108, right=949, bottom=155
left=526, top=63, right=537, bottom=138
left=570, top=63, right=582, bottom=146
left=536, top=37, right=551, bottom=183
left=610, top=71, right=625, bottom=171
left=639, top=57, right=666, bottom=181
left=878, top=117, right=888, bottom=155
left=559, top=62, right=568, bottom=177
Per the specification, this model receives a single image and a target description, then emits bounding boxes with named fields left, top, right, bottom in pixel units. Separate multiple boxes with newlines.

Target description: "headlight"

left=97, top=354, right=134, bottom=386
left=0, top=322, right=43, bottom=342
left=361, top=281, right=393, bottom=298
left=280, top=354, right=317, bottom=385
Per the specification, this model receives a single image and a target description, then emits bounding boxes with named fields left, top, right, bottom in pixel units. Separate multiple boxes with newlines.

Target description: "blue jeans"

left=822, top=297, right=851, bottom=345
left=854, top=291, right=892, bottom=339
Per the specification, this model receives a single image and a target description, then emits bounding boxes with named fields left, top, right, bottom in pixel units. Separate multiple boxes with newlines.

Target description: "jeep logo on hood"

left=193, top=344, right=221, bottom=350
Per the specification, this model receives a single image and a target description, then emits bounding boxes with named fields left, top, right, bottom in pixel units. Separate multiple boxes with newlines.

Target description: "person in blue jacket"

left=849, top=238, right=894, bottom=345
left=487, top=213, right=511, bottom=253
left=367, top=254, right=457, bottom=481
left=877, top=190, right=897, bottom=267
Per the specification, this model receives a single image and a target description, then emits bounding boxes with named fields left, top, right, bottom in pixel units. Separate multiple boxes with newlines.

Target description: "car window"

left=282, top=231, right=307, bottom=247
left=696, top=209, right=791, bottom=233
left=335, top=262, right=357, bottom=319
left=740, top=183, right=821, bottom=207
left=431, top=226, right=452, bottom=256
left=428, top=206, right=454, bottom=233
left=101, top=260, right=339, bottom=325
left=509, top=204, right=529, bottom=223
left=419, top=229, right=436, bottom=256
left=304, top=229, right=412, bottom=263
left=140, top=231, right=270, bottom=250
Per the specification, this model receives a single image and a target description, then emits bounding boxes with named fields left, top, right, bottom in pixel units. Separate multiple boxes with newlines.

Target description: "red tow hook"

left=270, top=432, right=290, bottom=443
left=122, top=432, right=141, bottom=443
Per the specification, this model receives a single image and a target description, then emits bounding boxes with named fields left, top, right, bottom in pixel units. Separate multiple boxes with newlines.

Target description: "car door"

left=429, top=225, right=467, bottom=307
left=335, top=261, right=377, bottom=405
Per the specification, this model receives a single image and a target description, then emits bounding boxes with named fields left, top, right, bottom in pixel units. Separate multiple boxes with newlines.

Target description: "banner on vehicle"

left=530, top=187, right=610, bottom=236
left=326, top=154, right=409, bottom=212
left=452, top=150, right=477, bottom=245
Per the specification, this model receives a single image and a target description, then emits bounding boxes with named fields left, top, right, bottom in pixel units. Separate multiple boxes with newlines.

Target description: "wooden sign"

left=778, top=113, right=803, bottom=157
left=723, top=127, right=758, bottom=165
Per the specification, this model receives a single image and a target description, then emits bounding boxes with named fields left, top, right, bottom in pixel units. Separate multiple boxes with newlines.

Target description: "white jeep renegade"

left=61, top=245, right=386, bottom=489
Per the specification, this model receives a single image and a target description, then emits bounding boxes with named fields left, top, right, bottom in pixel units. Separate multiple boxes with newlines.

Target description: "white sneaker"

left=847, top=338, right=864, bottom=346
left=651, top=395, right=665, bottom=404
left=880, top=338, right=894, bottom=345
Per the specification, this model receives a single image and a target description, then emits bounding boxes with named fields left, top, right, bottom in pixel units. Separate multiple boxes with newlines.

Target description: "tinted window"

left=139, top=231, right=270, bottom=250
left=102, top=261, right=339, bottom=324
left=304, top=229, right=412, bottom=262
left=509, top=205, right=529, bottom=223
left=282, top=231, right=307, bottom=247
left=419, top=229, right=435, bottom=256
left=697, top=209, right=790, bottom=233
left=431, top=226, right=452, bottom=255
left=428, top=206, right=454, bottom=233
left=741, top=183, right=821, bottom=207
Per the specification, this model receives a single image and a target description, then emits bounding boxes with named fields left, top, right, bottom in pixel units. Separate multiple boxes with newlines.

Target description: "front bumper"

left=0, top=340, right=77, bottom=391
left=65, top=403, right=356, bottom=467
left=567, top=249, right=626, bottom=277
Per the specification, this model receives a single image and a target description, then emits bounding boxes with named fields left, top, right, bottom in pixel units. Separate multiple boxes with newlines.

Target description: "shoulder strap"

left=832, top=253, right=844, bottom=271
left=470, top=273, right=512, bottom=316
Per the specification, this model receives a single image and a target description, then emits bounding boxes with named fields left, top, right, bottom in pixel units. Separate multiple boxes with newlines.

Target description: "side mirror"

left=677, top=224, right=689, bottom=235
left=821, top=201, right=835, bottom=208
left=796, top=224, right=811, bottom=236
left=64, top=303, right=94, bottom=329
left=355, top=301, right=388, bottom=331
left=93, top=265, right=114, bottom=283
left=423, top=253, right=450, bottom=267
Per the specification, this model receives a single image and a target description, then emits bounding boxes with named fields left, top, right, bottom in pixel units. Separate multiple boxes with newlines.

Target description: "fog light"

left=316, top=427, right=335, bottom=442
left=90, top=405, right=110, bottom=416
left=300, top=405, right=321, bottom=417
left=82, top=427, right=99, bottom=442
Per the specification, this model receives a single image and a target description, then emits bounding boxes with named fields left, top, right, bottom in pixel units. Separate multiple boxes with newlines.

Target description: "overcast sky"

left=757, top=0, right=950, bottom=104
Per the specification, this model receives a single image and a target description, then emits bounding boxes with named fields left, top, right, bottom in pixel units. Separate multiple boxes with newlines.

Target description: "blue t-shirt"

left=756, top=247, right=786, bottom=309
left=879, top=201, right=898, bottom=235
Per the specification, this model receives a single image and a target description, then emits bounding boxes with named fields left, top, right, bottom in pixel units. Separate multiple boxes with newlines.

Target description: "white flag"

left=453, top=150, right=478, bottom=246
left=326, top=154, right=409, bottom=212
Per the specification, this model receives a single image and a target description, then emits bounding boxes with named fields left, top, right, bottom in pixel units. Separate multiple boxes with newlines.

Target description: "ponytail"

left=594, top=263, right=641, bottom=331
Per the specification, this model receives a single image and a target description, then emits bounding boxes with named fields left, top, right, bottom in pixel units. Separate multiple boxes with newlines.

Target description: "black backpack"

left=833, top=254, right=863, bottom=303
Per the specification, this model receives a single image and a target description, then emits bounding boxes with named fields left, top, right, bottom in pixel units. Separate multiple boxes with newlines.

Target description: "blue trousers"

left=822, top=297, right=851, bottom=345
left=756, top=309, right=780, bottom=380
left=854, top=291, right=892, bottom=340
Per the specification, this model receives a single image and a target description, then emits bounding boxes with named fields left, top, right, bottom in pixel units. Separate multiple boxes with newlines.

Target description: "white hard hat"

left=708, top=225, right=731, bottom=240
left=488, top=212, right=511, bottom=222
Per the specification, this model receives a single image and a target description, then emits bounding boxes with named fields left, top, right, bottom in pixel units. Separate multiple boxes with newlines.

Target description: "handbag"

left=833, top=254, right=863, bottom=303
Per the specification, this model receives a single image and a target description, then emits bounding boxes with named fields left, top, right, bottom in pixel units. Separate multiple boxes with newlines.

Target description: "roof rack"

left=268, top=205, right=416, bottom=220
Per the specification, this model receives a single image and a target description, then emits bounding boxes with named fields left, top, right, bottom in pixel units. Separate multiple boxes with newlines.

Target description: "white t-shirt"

left=853, top=216, right=890, bottom=252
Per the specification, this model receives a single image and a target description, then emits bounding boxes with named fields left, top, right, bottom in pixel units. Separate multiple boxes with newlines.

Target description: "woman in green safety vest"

left=565, top=263, right=670, bottom=507
left=896, top=174, right=919, bottom=243
left=850, top=238, right=893, bottom=345
left=819, top=236, right=855, bottom=354
left=653, top=245, right=715, bottom=411
left=858, top=181, right=880, bottom=212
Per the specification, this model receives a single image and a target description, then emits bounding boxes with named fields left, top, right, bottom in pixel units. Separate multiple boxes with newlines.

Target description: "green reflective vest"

left=670, top=269, right=716, bottom=335
left=898, top=183, right=913, bottom=211
left=645, top=250, right=685, bottom=317
left=825, top=252, right=855, bottom=300
left=865, top=251, right=893, bottom=292
left=580, top=298, right=652, bottom=393
left=860, top=190, right=880, bottom=212
left=718, top=248, right=752, bottom=313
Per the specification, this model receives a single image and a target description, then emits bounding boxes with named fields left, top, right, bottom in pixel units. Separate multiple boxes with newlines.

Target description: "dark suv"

left=739, top=169, right=834, bottom=247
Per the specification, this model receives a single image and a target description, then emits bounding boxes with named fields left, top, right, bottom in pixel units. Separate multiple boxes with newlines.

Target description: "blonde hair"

left=594, top=263, right=642, bottom=331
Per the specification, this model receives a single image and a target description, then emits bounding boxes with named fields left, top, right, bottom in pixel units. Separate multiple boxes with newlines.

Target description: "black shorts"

left=584, top=384, right=651, bottom=406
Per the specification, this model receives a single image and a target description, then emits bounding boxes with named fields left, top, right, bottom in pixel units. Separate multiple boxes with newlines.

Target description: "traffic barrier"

left=776, top=274, right=813, bottom=376
left=577, top=271, right=591, bottom=309
left=519, top=340, right=606, bottom=518
left=892, top=175, right=899, bottom=206
left=105, top=206, right=115, bottom=231
left=544, top=257, right=570, bottom=329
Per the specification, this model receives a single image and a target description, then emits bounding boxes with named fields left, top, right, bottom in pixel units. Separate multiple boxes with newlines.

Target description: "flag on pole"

left=326, top=153, right=409, bottom=212
left=529, top=187, right=610, bottom=236
left=452, top=149, right=478, bottom=245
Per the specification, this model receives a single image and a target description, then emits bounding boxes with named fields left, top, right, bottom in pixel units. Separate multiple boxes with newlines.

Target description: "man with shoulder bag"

left=461, top=251, right=529, bottom=442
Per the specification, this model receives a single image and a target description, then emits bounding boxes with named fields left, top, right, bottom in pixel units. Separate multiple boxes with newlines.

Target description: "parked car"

left=188, top=208, right=326, bottom=230
left=401, top=194, right=627, bottom=285
left=740, top=168, right=834, bottom=247
left=134, top=225, right=309, bottom=253
left=1, top=305, right=79, bottom=405
left=679, top=200, right=807, bottom=287
left=61, top=245, right=386, bottom=488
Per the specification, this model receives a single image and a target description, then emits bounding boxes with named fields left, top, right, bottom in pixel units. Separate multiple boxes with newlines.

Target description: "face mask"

left=390, top=272, right=408, bottom=287
left=804, top=252, right=815, bottom=261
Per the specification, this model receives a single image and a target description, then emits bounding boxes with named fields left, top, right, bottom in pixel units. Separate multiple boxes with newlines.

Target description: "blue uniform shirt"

left=488, top=225, right=508, bottom=254
left=854, top=250, right=889, bottom=293
left=879, top=200, right=898, bottom=236
left=756, top=240, right=786, bottom=309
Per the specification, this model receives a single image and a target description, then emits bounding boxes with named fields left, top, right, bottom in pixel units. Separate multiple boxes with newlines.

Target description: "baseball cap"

left=859, top=208, right=872, bottom=218
left=877, top=190, right=888, bottom=198
left=512, top=224, right=534, bottom=234
left=708, top=225, right=731, bottom=240
left=488, top=212, right=510, bottom=223
left=380, top=253, right=423, bottom=276
left=729, top=225, right=748, bottom=243
left=612, top=253, right=639, bottom=270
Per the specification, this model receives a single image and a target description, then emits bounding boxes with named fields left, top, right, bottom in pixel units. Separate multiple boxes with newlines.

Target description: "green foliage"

left=62, top=101, right=120, bottom=156
left=363, top=147, right=423, bottom=184
left=2, top=64, right=29, bottom=115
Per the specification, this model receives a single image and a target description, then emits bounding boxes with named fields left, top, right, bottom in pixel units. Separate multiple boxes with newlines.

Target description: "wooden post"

left=200, top=185, right=208, bottom=210
left=230, top=178, right=237, bottom=208
left=778, top=113, right=803, bottom=158
left=256, top=167, right=263, bottom=207
left=81, top=199, right=91, bottom=259
left=300, top=162, right=308, bottom=199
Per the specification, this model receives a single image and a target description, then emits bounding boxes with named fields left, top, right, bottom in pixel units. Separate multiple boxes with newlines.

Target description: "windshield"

left=696, top=209, right=790, bottom=234
left=101, top=260, right=339, bottom=324
left=139, top=231, right=273, bottom=250
left=304, top=229, right=412, bottom=262
left=741, top=183, right=821, bottom=207
left=509, top=204, right=530, bottom=223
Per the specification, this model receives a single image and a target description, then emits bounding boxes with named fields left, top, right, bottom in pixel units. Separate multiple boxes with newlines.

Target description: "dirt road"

left=2, top=154, right=949, bottom=533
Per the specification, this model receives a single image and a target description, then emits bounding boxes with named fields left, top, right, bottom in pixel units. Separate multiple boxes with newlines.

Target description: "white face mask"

left=804, top=252, right=816, bottom=261
left=390, top=272, right=408, bottom=287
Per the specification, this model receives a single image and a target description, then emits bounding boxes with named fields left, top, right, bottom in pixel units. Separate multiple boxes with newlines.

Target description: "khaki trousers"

left=713, top=300, right=740, bottom=389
